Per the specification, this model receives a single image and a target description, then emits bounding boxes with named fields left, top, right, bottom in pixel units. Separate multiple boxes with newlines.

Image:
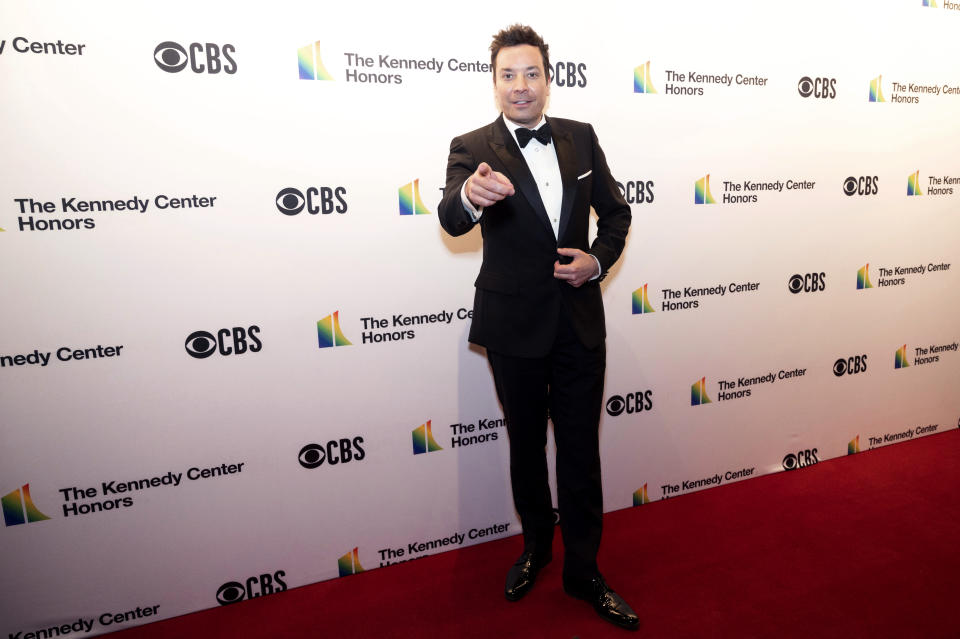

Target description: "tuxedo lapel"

left=551, top=118, right=580, bottom=244
left=488, top=118, right=555, bottom=238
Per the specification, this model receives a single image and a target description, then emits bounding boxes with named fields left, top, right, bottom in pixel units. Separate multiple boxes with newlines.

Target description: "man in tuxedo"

left=437, top=25, right=637, bottom=631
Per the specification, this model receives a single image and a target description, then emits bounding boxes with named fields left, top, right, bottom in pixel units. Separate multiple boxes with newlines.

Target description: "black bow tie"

left=515, top=123, right=552, bottom=148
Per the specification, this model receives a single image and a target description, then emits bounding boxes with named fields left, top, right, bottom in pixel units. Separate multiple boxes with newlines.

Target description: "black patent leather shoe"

left=564, top=575, right=639, bottom=631
left=504, top=551, right=551, bottom=601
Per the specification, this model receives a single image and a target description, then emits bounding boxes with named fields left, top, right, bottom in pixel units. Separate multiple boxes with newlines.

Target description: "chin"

left=510, top=111, right=540, bottom=126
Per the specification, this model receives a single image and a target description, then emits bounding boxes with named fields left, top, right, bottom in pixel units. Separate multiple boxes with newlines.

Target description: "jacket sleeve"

left=438, top=136, right=480, bottom=237
left=586, top=124, right=631, bottom=277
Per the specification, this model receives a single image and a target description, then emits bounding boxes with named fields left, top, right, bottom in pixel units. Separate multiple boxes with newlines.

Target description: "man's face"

left=493, top=44, right=550, bottom=129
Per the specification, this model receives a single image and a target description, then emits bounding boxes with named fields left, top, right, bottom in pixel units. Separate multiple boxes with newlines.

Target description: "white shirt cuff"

left=460, top=182, right=483, bottom=221
left=589, top=255, right=601, bottom=281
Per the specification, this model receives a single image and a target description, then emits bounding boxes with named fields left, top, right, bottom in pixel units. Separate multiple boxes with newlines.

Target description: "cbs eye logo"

left=276, top=188, right=306, bottom=215
left=185, top=327, right=262, bottom=359
left=154, top=41, right=237, bottom=74
left=607, top=395, right=627, bottom=417
left=154, top=42, right=189, bottom=73
left=843, top=176, right=878, bottom=196
left=606, top=396, right=626, bottom=416
left=788, top=275, right=803, bottom=294
left=298, top=438, right=365, bottom=469
left=275, top=186, right=348, bottom=216
left=797, top=76, right=836, bottom=99
left=605, top=391, right=653, bottom=417
left=299, top=444, right=324, bottom=468
left=216, top=572, right=287, bottom=605
left=215, top=582, right=246, bottom=605
left=788, top=273, right=826, bottom=294
left=782, top=449, right=819, bottom=470
left=833, top=355, right=867, bottom=377
left=185, top=331, right=217, bottom=359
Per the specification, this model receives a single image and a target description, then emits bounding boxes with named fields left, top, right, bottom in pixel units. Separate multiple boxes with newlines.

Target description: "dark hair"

left=490, top=24, right=550, bottom=80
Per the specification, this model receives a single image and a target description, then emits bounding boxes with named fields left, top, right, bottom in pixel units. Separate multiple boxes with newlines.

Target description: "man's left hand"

left=554, top=248, right=599, bottom=288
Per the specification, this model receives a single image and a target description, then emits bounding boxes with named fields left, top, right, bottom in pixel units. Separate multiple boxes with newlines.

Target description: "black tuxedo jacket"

left=439, top=115, right=631, bottom=358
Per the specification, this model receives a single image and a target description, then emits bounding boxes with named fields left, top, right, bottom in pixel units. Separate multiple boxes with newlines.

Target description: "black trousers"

left=487, top=307, right=605, bottom=582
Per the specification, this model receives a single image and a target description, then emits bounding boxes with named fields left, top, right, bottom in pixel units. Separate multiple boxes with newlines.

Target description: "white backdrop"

left=2, top=1, right=959, bottom=636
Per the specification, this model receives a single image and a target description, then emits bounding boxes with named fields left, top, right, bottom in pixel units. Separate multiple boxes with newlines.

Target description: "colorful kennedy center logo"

left=2, top=484, right=50, bottom=526
left=399, top=179, right=432, bottom=215
left=412, top=420, right=443, bottom=455
left=318, top=311, right=352, bottom=348
left=338, top=547, right=364, bottom=576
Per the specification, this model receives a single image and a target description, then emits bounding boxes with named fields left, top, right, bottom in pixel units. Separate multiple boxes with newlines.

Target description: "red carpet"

left=108, top=430, right=959, bottom=638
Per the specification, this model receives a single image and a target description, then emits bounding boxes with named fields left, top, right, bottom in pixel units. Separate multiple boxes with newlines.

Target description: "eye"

left=154, top=42, right=188, bottom=72
left=276, top=188, right=305, bottom=215
left=216, top=582, right=246, bottom=605
left=788, top=275, right=804, bottom=293
left=833, top=359, right=847, bottom=376
left=605, top=395, right=625, bottom=416
left=782, top=454, right=797, bottom=470
left=185, top=331, right=217, bottom=359
left=797, top=76, right=813, bottom=96
left=298, top=444, right=325, bottom=469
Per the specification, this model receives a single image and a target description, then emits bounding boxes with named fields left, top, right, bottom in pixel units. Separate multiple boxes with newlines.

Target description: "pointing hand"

left=465, top=162, right=515, bottom=207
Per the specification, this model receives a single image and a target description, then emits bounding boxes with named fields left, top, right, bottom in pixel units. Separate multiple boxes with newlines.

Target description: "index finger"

left=475, top=173, right=514, bottom=196
left=490, top=171, right=515, bottom=194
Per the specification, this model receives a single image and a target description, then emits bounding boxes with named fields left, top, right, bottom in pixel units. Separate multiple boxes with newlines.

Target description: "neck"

left=503, top=113, right=546, bottom=130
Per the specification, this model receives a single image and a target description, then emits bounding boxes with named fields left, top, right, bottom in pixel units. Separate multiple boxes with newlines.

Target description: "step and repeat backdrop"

left=2, top=0, right=959, bottom=636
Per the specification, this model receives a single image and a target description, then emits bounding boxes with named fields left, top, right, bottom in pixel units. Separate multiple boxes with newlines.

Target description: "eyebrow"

left=500, top=66, right=541, bottom=73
